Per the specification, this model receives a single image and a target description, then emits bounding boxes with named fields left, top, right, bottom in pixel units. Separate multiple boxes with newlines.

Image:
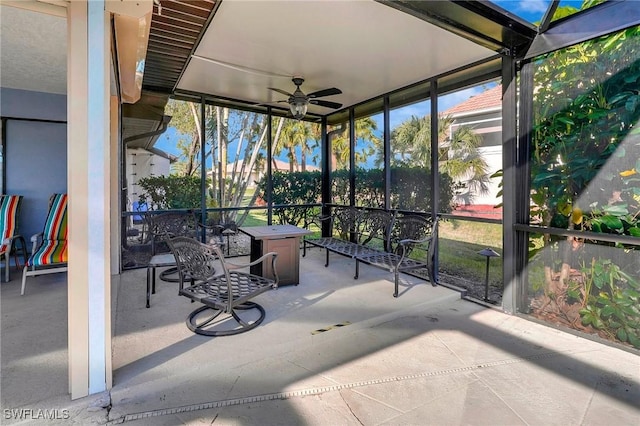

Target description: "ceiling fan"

left=268, top=77, right=343, bottom=120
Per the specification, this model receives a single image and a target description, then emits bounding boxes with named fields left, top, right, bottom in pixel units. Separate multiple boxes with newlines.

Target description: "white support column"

left=67, top=0, right=111, bottom=399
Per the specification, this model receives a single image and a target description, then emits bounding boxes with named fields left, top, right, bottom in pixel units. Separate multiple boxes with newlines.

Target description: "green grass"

left=438, top=219, right=503, bottom=286
left=241, top=209, right=268, bottom=226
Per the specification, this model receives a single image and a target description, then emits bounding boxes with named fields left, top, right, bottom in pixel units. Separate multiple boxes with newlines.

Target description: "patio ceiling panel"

left=175, top=0, right=498, bottom=117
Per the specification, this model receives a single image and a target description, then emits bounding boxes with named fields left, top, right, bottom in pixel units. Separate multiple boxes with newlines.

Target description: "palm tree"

left=272, top=118, right=306, bottom=172
left=328, top=117, right=380, bottom=170
left=165, top=99, right=202, bottom=176
left=390, top=113, right=490, bottom=201
left=301, top=122, right=321, bottom=171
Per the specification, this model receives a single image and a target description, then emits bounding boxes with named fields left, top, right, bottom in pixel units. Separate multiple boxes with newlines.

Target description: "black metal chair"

left=167, top=236, right=279, bottom=336
left=143, top=212, right=199, bottom=307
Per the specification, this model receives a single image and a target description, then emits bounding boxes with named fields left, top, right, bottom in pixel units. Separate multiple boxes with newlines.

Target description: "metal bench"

left=303, top=207, right=393, bottom=267
left=304, top=207, right=438, bottom=297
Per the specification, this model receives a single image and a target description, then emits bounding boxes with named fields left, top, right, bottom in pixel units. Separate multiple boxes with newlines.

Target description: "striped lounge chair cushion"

left=27, top=193, right=68, bottom=267
left=28, top=239, right=68, bottom=267
left=0, top=195, right=22, bottom=255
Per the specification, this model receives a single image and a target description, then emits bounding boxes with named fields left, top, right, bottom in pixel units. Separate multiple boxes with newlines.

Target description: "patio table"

left=146, top=253, right=175, bottom=308
left=239, top=224, right=311, bottom=286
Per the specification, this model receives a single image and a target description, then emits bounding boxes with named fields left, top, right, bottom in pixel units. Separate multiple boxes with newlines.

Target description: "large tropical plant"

left=529, top=23, right=640, bottom=348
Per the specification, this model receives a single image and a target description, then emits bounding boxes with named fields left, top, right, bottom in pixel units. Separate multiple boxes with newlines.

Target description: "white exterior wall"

left=449, top=110, right=502, bottom=207
left=125, top=147, right=170, bottom=209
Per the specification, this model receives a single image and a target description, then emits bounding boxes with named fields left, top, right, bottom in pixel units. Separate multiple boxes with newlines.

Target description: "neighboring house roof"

left=222, top=158, right=320, bottom=173
left=147, top=147, right=177, bottom=162
left=225, top=158, right=320, bottom=172
left=444, top=85, right=502, bottom=116
left=271, top=158, right=320, bottom=172
left=128, top=146, right=176, bottom=163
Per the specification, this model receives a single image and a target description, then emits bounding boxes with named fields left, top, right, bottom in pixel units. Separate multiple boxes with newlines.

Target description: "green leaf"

left=599, top=215, right=624, bottom=230
left=601, top=305, right=616, bottom=317
left=609, top=92, right=630, bottom=104
left=628, top=227, right=640, bottom=237
left=625, top=96, right=639, bottom=112
left=617, top=328, right=628, bottom=342
left=609, top=320, right=622, bottom=329
left=556, top=116, right=575, bottom=126
left=603, top=204, right=628, bottom=216
left=628, top=333, right=640, bottom=349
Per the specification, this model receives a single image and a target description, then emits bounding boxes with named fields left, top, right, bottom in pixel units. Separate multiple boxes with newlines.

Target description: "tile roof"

left=444, top=85, right=502, bottom=115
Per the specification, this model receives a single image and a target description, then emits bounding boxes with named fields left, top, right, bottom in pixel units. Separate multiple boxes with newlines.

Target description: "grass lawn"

left=438, top=219, right=503, bottom=287
left=241, top=210, right=268, bottom=226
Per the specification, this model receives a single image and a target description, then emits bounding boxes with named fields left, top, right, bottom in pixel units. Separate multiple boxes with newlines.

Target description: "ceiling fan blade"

left=307, top=87, right=342, bottom=98
left=268, top=87, right=294, bottom=97
left=310, top=99, right=343, bottom=109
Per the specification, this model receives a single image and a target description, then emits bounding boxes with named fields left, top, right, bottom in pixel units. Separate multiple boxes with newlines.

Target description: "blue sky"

left=491, top=0, right=586, bottom=23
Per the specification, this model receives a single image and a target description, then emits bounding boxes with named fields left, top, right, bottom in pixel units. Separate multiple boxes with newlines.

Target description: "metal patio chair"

left=167, top=236, right=279, bottom=336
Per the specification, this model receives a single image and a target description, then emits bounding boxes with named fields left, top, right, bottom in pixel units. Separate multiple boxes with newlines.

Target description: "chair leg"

left=394, top=270, right=399, bottom=298
left=146, top=266, right=153, bottom=308
left=21, top=265, right=28, bottom=296
left=428, top=263, right=438, bottom=287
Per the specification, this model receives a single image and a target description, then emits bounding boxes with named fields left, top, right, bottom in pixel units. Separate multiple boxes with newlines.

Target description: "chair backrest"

left=167, top=236, right=223, bottom=282
left=0, top=195, right=23, bottom=251
left=355, top=209, right=394, bottom=248
left=147, top=211, right=198, bottom=255
left=331, top=207, right=360, bottom=240
left=389, top=214, right=437, bottom=256
left=43, top=193, right=68, bottom=241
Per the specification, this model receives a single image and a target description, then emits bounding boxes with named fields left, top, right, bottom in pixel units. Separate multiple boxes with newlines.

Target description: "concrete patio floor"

left=1, top=248, right=639, bottom=425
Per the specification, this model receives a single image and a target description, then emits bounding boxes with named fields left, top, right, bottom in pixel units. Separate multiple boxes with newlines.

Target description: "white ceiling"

left=0, top=4, right=67, bottom=95
left=1, top=0, right=498, bottom=117
left=177, top=0, right=497, bottom=116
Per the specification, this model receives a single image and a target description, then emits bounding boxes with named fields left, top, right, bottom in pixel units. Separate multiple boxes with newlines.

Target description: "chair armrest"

left=29, top=232, right=44, bottom=255
left=399, top=235, right=433, bottom=247
left=304, top=214, right=332, bottom=230
left=225, top=251, right=279, bottom=284
left=396, top=234, right=435, bottom=263
left=197, top=222, right=225, bottom=232
left=225, top=251, right=278, bottom=270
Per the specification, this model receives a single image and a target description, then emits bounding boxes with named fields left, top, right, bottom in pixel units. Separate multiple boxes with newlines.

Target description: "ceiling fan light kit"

left=290, top=99, right=308, bottom=120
